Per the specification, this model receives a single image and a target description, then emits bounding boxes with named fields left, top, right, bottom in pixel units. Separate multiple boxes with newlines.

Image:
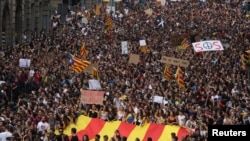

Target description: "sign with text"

left=144, top=8, right=153, bottom=16
left=192, top=40, right=224, bottom=52
left=161, top=56, right=189, bottom=68
left=152, top=96, right=168, bottom=105
left=81, top=90, right=104, bottom=105
left=19, top=58, right=31, bottom=68
left=139, top=40, right=147, bottom=46
left=121, top=41, right=128, bottom=54
left=128, top=54, right=140, bottom=64
left=88, top=79, right=102, bottom=90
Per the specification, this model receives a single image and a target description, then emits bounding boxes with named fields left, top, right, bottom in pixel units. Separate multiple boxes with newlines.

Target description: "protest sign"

left=128, top=54, right=140, bottom=65
left=192, top=40, right=224, bottom=52
left=19, top=58, right=31, bottom=68
left=121, top=41, right=128, bottom=54
left=81, top=90, right=104, bottom=105
left=161, top=56, right=189, bottom=68
left=88, top=79, right=102, bottom=90
left=144, top=8, right=153, bottom=16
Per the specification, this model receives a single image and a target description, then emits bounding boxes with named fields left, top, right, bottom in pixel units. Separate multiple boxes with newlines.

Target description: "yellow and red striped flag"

left=164, top=65, right=171, bottom=81
left=175, top=65, right=185, bottom=89
left=68, top=53, right=91, bottom=74
left=80, top=42, right=88, bottom=60
left=94, top=4, right=101, bottom=15
left=177, top=38, right=190, bottom=50
left=105, top=15, right=113, bottom=31
left=92, top=67, right=100, bottom=80
left=55, top=115, right=189, bottom=141
left=180, top=38, right=190, bottom=48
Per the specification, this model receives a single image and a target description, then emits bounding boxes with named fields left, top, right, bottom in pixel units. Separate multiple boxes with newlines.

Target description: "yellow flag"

left=94, top=4, right=101, bottom=15
left=140, top=46, right=148, bottom=53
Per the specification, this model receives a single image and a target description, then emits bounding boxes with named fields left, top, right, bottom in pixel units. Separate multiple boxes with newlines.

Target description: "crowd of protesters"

left=0, top=0, right=250, bottom=141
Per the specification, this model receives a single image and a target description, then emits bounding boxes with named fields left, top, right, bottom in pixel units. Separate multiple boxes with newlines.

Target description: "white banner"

left=121, top=41, right=128, bottom=54
left=192, top=40, right=224, bottom=52
left=152, top=95, right=168, bottom=105
left=139, top=40, right=147, bottom=46
left=88, top=79, right=102, bottom=90
left=153, top=96, right=163, bottom=104
left=19, top=58, right=31, bottom=68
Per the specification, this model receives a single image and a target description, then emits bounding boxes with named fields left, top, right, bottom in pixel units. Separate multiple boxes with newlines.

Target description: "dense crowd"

left=0, top=0, right=250, bottom=141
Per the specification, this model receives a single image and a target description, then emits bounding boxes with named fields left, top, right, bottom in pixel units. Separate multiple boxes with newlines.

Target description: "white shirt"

left=37, top=121, right=49, bottom=132
left=134, top=107, right=139, bottom=114
left=29, top=69, right=35, bottom=78
left=0, top=131, right=13, bottom=141
left=177, top=115, right=186, bottom=126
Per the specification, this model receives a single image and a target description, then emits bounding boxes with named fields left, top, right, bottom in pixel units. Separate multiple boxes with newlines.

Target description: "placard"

left=81, top=18, right=88, bottom=24
left=88, top=79, right=102, bottom=90
left=152, top=95, right=168, bottom=105
left=139, top=40, right=147, bottom=46
left=106, top=6, right=115, bottom=14
left=144, top=8, right=153, bottom=16
left=19, top=58, right=31, bottom=68
left=81, top=90, right=104, bottom=105
left=121, top=41, right=128, bottom=54
left=192, top=40, right=224, bottom=52
left=161, top=56, right=189, bottom=68
left=128, top=54, right=140, bottom=65
left=153, top=96, right=164, bottom=104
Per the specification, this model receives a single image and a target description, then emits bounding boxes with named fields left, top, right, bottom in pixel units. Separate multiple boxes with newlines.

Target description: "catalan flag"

left=175, top=66, right=185, bottom=89
left=92, top=67, right=100, bottom=80
left=164, top=65, right=171, bottom=81
left=68, top=53, right=91, bottom=74
left=177, top=38, right=190, bottom=50
left=55, top=115, right=189, bottom=141
left=80, top=42, right=88, bottom=60
left=105, top=15, right=113, bottom=31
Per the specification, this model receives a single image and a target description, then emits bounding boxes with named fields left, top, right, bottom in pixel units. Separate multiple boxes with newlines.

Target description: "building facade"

left=0, top=0, right=63, bottom=47
left=0, top=0, right=106, bottom=47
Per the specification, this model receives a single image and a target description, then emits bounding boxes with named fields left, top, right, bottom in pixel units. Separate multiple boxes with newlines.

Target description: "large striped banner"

left=55, top=115, right=189, bottom=141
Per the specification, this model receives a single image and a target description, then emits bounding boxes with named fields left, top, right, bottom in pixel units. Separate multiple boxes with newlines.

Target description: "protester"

left=0, top=0, right=250, bottom=141
left=71, top=128, right=79, bottom=141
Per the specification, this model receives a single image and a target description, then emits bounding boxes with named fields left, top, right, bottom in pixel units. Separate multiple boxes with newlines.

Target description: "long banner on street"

left=55, top=115, right=189, bottom=141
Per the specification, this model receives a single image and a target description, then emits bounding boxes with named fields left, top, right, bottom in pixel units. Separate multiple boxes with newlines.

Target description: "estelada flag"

left=55, top=115, right=189, bottom=141
left=68, top=53, right=91, bottom=74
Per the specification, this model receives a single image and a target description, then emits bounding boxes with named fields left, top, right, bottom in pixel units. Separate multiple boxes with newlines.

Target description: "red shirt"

left=33, top=71, right=42, bottom=83
left=20, top=71, right=28, bottom=83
